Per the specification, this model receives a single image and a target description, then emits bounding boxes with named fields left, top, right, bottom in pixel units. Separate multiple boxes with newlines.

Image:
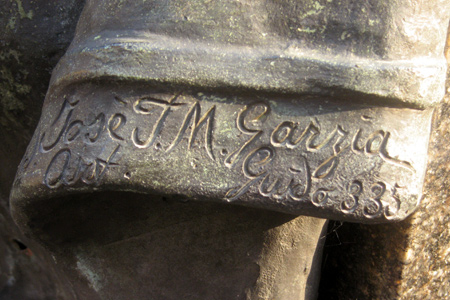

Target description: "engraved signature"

left=31, top=92, right=414, bottom=220
left=44, top=145, right=121, bottom=188
left=224, top=102, right=415, bottom=218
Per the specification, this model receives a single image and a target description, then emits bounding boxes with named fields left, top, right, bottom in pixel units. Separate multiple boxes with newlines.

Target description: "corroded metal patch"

left=11, top=82, right=432, bottom=223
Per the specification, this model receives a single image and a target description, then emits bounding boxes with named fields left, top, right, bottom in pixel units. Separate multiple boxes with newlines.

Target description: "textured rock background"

left=0, top=1, right=84, bottom=298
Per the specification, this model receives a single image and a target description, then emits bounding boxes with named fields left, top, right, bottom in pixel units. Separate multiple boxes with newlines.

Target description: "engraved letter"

left=132, top=94, right=184, bottom=149
left=167, top=102, right=216, bottom=160
left=225, top=146, right=274, bottom=201
left=108, top=113, right=127, bottom=141
left=44, top=149, right=71, bottom=188
left=225, top=102, right=270, bottom=168
left=40, top=98, right=79, bottom=153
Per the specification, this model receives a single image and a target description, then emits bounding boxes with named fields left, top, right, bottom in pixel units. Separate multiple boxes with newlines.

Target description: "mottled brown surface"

left=395, top=72, right=450, bottom=300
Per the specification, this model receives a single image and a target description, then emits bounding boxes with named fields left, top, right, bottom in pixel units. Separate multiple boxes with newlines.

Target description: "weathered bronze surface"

left=3, top=0, right=450, bottom=299
left=11, top=0, right=449, bottom=224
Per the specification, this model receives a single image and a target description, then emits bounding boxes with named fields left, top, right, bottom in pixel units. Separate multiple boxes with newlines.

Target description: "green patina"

left=0, top=50, right=31, bottom=127
left=6, top=0, right=34, bottom=30
left=14, top=0, right=33, bottom=20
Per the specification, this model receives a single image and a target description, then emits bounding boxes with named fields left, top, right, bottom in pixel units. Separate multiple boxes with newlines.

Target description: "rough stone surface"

left=0, top=0, right=85, bottom=298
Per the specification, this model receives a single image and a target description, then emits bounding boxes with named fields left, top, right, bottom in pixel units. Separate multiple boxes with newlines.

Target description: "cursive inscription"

left=166, top=101, right=216, bottom=160
left=352, top=129, right=414, bottom=172
left=44, top=145, right=121, bottom=188
left=33, top=90, right=417, bottom=220
left=224, top=103, right=415, bottom=218
left=132, top=94, right=185, bottom=149
left=225, top=146, right=311, bottom=201
left=224, top=102, right=269, bottom=168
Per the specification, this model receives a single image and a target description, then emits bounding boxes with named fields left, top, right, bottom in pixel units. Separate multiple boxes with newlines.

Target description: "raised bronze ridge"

left=53, top=31, right=447, bottom=108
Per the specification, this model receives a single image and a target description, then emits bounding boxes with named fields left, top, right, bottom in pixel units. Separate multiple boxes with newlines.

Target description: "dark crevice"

left=12, top=239, right=28, bottom=250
